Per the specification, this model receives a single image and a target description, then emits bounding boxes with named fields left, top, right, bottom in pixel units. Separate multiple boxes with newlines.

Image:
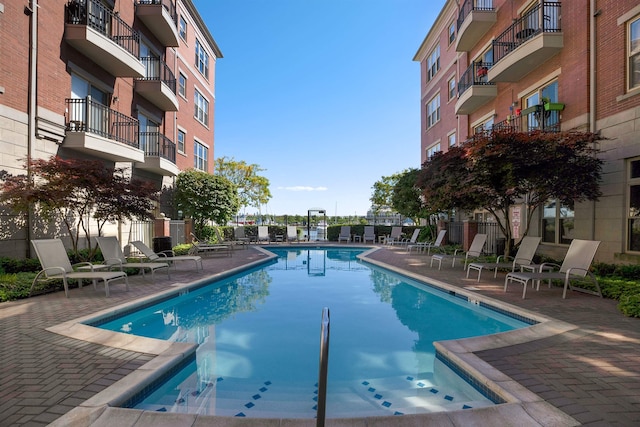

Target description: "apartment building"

left=414, top=0, right=640, bottom=263
left=0, top=0, right=221, bottom=257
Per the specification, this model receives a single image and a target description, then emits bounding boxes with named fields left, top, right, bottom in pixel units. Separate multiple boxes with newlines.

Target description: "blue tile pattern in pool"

left=93, top=247, right=530, bottom=418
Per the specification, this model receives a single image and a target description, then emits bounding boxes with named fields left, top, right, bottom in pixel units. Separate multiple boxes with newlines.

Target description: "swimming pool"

left=93, top=247, right=532, bottom=418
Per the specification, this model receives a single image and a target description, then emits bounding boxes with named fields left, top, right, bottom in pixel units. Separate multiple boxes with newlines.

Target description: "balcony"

left=455, top=62, right=497, bottom=115
left=135, top=57, right=179, bottom=111
left=136, top=132, right=179, bottom=176
left=64, top=98, right=144, bottom=163
left=456, top=0, right=496, bottom=52
left=492, top=105, right=562, bottom=133
left=488, top=2, right=563, bottom=82
left=135, top=0, right=179, bottom=47
left=65, top=0, right=145, bottom=78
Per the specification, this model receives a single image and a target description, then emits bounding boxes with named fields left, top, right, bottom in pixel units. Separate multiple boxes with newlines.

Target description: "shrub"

left=0, top=257, right=42, bottom=274
left=618, top=293, right=640, bottom=318
left=0, top=272, right=40, bottom=302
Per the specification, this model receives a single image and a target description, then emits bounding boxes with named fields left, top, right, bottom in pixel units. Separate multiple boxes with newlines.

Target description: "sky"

left=192, top=0, right=446, bottom=216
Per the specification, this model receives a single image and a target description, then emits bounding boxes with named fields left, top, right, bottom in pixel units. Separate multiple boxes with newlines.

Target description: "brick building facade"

left=414, top=0, right=640, bottom=262
left=0, top=0, right=221, bottom=258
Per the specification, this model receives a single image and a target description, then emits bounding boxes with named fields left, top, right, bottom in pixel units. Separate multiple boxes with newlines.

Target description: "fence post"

left=154, top=216, right=171, bottom=238
left=463, top=220, right=478, bottom=251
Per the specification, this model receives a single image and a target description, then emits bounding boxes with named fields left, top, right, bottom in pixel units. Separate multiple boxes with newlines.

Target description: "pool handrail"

left=316, top=307, right=330, bottom=427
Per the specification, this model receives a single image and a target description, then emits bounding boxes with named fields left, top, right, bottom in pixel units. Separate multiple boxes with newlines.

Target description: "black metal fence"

left=66, top=98, right=139, bottom=148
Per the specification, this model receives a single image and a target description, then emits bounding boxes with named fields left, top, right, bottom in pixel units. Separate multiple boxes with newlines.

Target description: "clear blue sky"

left=192, top=0, right=445, bottom=216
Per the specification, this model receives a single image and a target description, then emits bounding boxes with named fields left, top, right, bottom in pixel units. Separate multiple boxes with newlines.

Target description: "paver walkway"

left=0, top=244, right=638, bottom=426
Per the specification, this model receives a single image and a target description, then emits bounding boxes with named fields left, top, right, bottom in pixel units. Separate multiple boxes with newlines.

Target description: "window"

left=426, top=142, right=441, bottom=159
left=628, top=159, right=640, bottom=251
left=178, top=72, right=186, bottom=97
left=542, top=200, right=574, bottom=244
left=448, top=132, right=456, bottom=147
left=427, top=45, right=440, bottom=81
left=427, top=94, right=440, bottom=128
left=628, top=16, right=640, bottom=91
left=194, top=89, right=209, bottom=126
left=474, top=117, right=494, bottom=134
left=195, top=39, right=209, bottom=78
left=448, top=22, right=456, bottom=45
left=448, top=76, right=456, bottom=100
left=194, top=141, right=208, bottom=171
left=177, top=129, right=185, bottom=153
left=179, top=16, right=187, bottom=41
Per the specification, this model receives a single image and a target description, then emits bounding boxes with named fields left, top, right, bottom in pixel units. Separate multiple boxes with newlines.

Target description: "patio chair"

left=214, top=226, right=245, bottom=250
left=287, top=225, right=299, bottom=243
left=396, top=228, right=419, bottom=250
left=385, top=227, right=403, bottom=245
left=504, top=239, right=602, bottom=299
left=189, top=233, right=232, bottom=256
left=430, top=233, right=487, bottom=270
left=130, top=241, right=203, bottom=271
left=257, top=226, right=271, bottom=244
left=407, top=229, right=446, bottom=254
left=96, top=236, right=170, bottom=279
left=466, top=236, right=541, bottom=282
left=338, top=226, right=351, bottom=243
left=30, top=239, right=129, bottom=297
left=234, top=226, right=251, bottom=245
left=363, top=226, right=375, bottom=244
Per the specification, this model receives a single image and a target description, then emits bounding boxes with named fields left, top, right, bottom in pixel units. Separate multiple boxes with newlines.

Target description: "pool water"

left=96, top=248, right=529, bottom=418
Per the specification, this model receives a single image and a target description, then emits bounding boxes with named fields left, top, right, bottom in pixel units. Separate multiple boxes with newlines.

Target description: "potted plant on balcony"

left=542, top=97, right=565, bottom=111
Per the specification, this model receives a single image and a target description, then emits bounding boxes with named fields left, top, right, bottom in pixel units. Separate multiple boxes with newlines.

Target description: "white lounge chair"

left=363, top=226, right=375, bottom=244
left=338, top=226, right=351, bottom=243
left=287, top=225, right=299, bottom=243
left=407, top=229, right=446, bottom=254
left=430, top=233, right=487, bottom=270
left=96, top=236, right=170, bottom=279
left=467, top=236, right=541, bottom=282
left=130, top=241, right=203, bottom=271
left=257, top=226, right=271, bottom=244
left=504, top=239, right=602, bottom=299
left=189, top=232, right=232, bottom=256
left=30, top=239, right=129, bottom=297
left=385, top=227, right=403, bottom=245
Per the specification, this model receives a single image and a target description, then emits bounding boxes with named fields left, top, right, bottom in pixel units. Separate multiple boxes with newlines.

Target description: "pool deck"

left=1, top=243, right=638, bottom=426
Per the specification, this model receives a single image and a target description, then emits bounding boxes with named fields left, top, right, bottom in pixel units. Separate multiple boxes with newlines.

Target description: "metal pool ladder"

left=317, top=307, right=330, bottom=427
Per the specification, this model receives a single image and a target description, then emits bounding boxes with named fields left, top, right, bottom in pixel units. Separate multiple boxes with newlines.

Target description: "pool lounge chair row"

left=30, top=237, right=205, bottom=298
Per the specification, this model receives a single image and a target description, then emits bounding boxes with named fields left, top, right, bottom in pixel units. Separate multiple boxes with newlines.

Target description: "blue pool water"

left=95, top=248, right=530, bottom=418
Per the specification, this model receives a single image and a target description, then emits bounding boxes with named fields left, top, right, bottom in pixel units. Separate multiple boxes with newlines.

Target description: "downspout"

left=27, top=0, right=38, bottom=257
left=589, top=0, right=597, bottom=240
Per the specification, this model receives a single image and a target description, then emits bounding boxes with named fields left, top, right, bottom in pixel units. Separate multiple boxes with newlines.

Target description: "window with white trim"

left=178, top=73, right=186, bottom=98
left=195, top=39, right=209, bottom=79
left=194, top=141, right=208, bottom=171
left=194, top=89, right=209, bottom=126
left=177, top=129, right=185, bottom=153
left=628, top=15, right=640, bottom=91
left=448, top=132, right=456, bottom=147
left=426, top=142, right=441, bottom=159
left=448, top=22, right=456, bottom=45
left=427, top=94, right=440, bottom=128
left=179, top=16, right=187, bottom=41
left=448, top=76, right=456, bottom=100
left=427, top=45, right=440, bottom=81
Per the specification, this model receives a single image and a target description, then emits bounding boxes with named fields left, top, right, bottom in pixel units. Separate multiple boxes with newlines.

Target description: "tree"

left=370, top=173, right=402, bottom=222
left=214, top=157, right=271, bottom=215
left=175, top=169, right=239, bottom=236
left=0, top=156, right=158, bottom=258
left=417, top=131, right=603, bottom=256
left=391, top=168, right=432, bottom=225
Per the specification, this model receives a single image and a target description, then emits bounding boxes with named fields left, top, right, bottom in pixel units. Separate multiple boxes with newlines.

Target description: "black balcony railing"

left=492, top=1, right=561, bottom=65
left=136, top=0, right=177, bottom=25
left=139, top=57, right=177, bottom=93
left=140, top=132, right=176, bottom=163
left=458, top=61, right=494, bottom=97
left=66, top=0, right=140, bottom=58
left=66, top=98, right=139, bottom=149
left=492, top=106, right=561, bottom=133
left=457, top=0, right=494, bottom=31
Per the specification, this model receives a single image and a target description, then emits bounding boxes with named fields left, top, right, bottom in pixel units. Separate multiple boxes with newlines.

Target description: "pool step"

left=136, top=374, right=493, bottom=418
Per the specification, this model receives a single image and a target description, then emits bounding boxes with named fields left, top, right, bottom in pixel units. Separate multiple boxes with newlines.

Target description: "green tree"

left=371, top=173, right=401, bottom=219
left=0, top=156, right=158, bottom=259
left=214, top=156, right=271, bottom=215
left=417, top=131, right=603, bottom=255
left=175, top=169, right=239, bottom=236
left=391, top=168, right=432, bottom=225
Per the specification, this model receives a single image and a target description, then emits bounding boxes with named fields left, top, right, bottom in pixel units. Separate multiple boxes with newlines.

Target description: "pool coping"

left=48, top=245, right=580, bottom=427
